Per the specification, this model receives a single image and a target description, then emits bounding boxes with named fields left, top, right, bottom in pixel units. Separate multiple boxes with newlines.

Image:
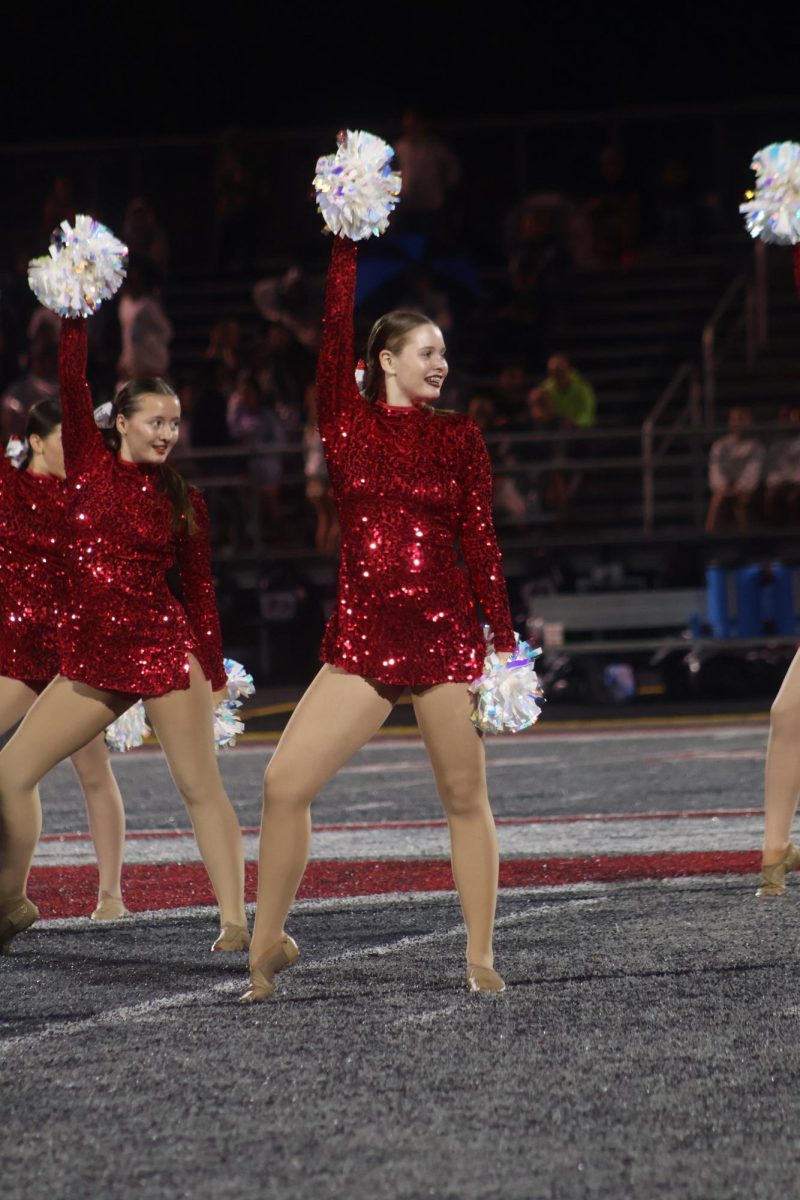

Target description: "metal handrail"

left=641, top=363, right=702, bottom=535
left=701, top=242, right=768, bottom=427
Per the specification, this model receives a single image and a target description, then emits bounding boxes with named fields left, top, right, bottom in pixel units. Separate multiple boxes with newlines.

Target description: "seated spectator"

left=517, top=388, right=569, bottom=523
left=253, top=267, right=321, bottom=352
left=583, top=144, right=640, bottom=263
left=1, top=327, right=59, bottom=440
left=765, top=405, right=800, bottom=526
left=705, top=407, right=766, bottom=533
left=117, top=259, right=173, bottom=382
left=205, top=318, right=242, bottom=395
left=394, top=110, right=461, bottom=239
left=539, top=355, right=596, bottom=428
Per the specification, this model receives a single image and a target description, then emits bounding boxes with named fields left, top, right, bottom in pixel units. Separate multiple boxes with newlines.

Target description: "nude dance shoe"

left=756, top=842, right=800, bottom=897
left=91, top=897, right=131, bottom=922
left=0, top=895, right=39, bottom=954
left=212, top=923, right=251, bottom=953
left=239, top=934, right=300, bottom=1002
left=466, top=963, right=506, bottom=994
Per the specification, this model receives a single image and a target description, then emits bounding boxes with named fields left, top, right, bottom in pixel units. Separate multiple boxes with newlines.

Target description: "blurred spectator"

left=394, top=111, right=461, bottom=236
left=584, top=144, right=640, bottom=263
left=657, top=160, right=696, bottom=255
left=227, top=372, right=285, bottom=530
left=303, top=383, right=339, bottom=554
left=253, top=267, right=321, bottom=352
left=467, top=391, right=498, bottom=434
left=1, top=327, right=59, bottom=440
left=502, top=197, right=574, bottom=357
left=122, top=198, right=171, bottom=280
left=205, top=319, right=242, bottom=395
left=765, top=406, right=800, bottom=525
left=518, top=388, right=569, bottom=523
left=117, top=259, right=173, bottom=381
left=705, top=407, right=766, bottom=533
left=539, top=355, right=596, bottom=428
left=397, top=269, right=454, bottom=334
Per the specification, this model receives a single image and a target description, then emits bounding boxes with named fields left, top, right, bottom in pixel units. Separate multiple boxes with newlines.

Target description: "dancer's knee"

left=438, top=773, right=488, bottom=819
left=262, top=763, right=312, bottom=813
left=771, top=692, right=800, bottom=732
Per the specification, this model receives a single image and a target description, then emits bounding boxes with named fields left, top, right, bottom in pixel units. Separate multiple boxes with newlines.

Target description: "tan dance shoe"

left=466, top=963, right=506, bottom=994
left=91, top=897, right=131, bottom=922
left=0, top=895, right=39, bottom=954
left=756, top=842, right=800, bottom=897
left=212, top=923, right=251, bottom=953
left=239, top=934, right=300, bottom=1002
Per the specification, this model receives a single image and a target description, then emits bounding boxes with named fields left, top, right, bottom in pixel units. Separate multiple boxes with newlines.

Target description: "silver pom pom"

left=214, top=700, right=245, bottom=750
left=105, top=701, right=151, bottom=752
left=28, top=214, right=128, bottom=316
left=223, top=658, right=255, bottom=703
left=468, top=629, right=544, bottom=735
left=740, top=142, right=800, bottom=245
left=313, top=130, right=401, bottom=241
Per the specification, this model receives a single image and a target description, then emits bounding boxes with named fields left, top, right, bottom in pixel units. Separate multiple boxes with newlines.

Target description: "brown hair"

left=362, top=310, right=433, bottom=403
left=104, top=379, right=197, bottom=536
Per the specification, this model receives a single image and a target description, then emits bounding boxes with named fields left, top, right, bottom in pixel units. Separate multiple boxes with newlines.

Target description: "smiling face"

left=116, top=392, right=181, bottom=464
left=379, top=323, right=448, bottom=407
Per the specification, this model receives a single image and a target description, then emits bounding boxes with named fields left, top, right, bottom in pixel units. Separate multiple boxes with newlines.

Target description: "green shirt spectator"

left=539, top=355, right=596, bottom=428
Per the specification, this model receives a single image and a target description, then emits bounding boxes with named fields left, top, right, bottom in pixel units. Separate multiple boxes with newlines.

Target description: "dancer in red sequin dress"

left=0, top=321, right=248, bottom=953
left=242, top=236, right=516, bottom=1001
left=0, top=400, right=129, bottom=921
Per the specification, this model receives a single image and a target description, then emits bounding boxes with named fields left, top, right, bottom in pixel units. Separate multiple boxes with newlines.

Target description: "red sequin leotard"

left=58, top=319, right=227, bottom=696
left=318, top=237, right=515, bottom=686
left=0, top=454, right=67, bottom=686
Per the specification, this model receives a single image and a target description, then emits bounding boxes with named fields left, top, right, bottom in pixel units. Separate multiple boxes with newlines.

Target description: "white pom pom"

left=214, top=700, right=245, bottom=750
left=313, top=130, right=401, bottom=241
left=223, top=658, right=255, bottom=703
left=105, top=701, right=151, bottom=752
left=28, top=214, right=128, bottom=316
left=740, top=142, right=800, bottom=245
left=468, top=629, right=544, bottom=735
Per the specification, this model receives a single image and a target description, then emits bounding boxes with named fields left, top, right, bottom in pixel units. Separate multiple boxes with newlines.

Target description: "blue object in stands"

left=706, top=563, right=797, bottom=638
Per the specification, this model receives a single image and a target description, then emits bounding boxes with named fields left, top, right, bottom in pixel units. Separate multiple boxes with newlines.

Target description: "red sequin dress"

left=0, top=455, right=67, bottom=686
left=58, top=319, right=227, bottom=696
left=318, top=237, right=515, bottom=685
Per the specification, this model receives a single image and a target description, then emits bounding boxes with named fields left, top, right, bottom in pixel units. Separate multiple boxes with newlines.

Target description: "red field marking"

left=27, top=851, right=762, bottom=920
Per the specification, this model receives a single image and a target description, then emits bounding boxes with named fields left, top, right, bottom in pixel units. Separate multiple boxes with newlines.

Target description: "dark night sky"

left=4, top=6, right=796, bottom=144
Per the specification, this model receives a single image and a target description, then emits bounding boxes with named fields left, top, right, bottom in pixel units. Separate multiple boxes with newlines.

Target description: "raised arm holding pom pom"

left=243, top=131, right=529, bottom=1004
left=0, top=218, right=249, bottom=954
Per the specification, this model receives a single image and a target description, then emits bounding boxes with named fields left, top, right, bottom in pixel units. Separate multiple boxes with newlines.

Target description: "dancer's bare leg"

left=70, top=733, right=127, bottom=904
left=251, top=665, right=402, bottom=962
left=412, top=683, right=498, bottom=969
left=144, top=656, right=246, bottom=929
left=0, top=677, right=130, bottom=902
left=0, top=676, right=39, bottom=734
left=763, top=651, right=800, bottom=863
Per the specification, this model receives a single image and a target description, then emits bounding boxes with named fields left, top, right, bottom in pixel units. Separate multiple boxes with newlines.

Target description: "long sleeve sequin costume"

left=318, top=238, right=515, bottom=686
left=58, top=319, right=226, bottom=696
left=0, top=453, right=67, bottom=685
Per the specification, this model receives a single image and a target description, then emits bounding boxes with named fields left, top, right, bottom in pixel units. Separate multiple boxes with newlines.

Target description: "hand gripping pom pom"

left=28, top=214, right=128, bottom=316
left=740, top=142, right=800, bottom=245
left=468, top=628, right=544, bottom=735
left=105, top=702, right=151, bottom=752
left=313, top=130, right=401, bottom=241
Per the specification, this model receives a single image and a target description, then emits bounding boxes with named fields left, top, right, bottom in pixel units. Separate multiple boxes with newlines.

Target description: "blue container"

left=707, top=563, right=797, bottom=638
left=706, top=566, right=732, bottom=637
